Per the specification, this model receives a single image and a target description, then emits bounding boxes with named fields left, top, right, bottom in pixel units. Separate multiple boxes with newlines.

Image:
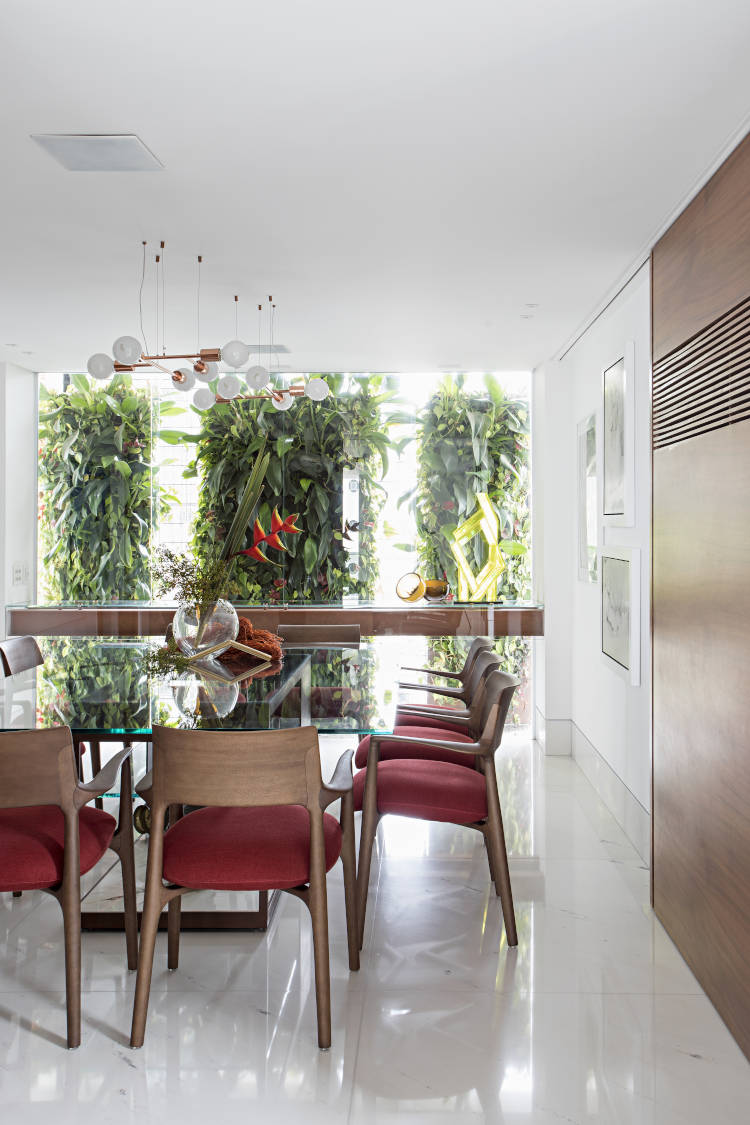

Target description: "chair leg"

left=485, top=813, right=518, bottom=947
left=356, top=806, right=380, bottom=952
left=483, top=831, right=498, bottom=885
left=339, top=793, right=360, bottom=972
left=90, top=741, right=103, bottom=811
left=167, top=898, right=181, bottom=971
left=130, top=881, right=167, bottom=1048
left=60, top=890, right=82, bottom=1048
left=308, top=875, right=332, bottom=1050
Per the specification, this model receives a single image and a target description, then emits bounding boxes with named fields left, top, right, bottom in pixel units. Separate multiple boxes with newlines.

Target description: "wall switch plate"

left=11, top=562, right=29, bottom=586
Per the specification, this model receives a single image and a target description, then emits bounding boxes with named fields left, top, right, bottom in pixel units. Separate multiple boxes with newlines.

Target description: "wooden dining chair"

left=355, top=652, right=503, bottom=771
left=0, top=727, right=138, bottom=1048
left=354, top=669, right=520, bottom=950
left=278, top=623, right=361, bottom=648
left=398, top=636, right=493, bottom=699
left=395, top=648, right=502, bottom=733
left=130, top=724, right=360, bottom=1051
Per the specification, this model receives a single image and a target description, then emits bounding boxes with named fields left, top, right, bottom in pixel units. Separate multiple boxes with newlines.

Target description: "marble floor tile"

left=1, top=735, right=750, bottom=1124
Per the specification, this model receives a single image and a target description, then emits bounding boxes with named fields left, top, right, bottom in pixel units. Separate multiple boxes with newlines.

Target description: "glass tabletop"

left=0, top=636, right=396, bottom=738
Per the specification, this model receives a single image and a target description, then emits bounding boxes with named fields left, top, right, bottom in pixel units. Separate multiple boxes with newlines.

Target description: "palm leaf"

left=219, top=446, right=270, bottom=561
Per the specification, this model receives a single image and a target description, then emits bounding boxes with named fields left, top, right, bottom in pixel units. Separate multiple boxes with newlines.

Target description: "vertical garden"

left=37, top=370, right=532, bottom=716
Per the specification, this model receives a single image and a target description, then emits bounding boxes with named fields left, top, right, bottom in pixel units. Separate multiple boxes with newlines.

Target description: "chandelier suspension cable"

left=196, top=255, right=202, bottom=354
left=154, top=252, right=160, bottom=357
left=235, top=294, right=239, bottom=339
left=138, top=240, right=149, bottom=356
left=160, top=240, right=166, bottom=355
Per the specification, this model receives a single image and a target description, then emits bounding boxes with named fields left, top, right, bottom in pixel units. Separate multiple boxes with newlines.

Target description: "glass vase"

left=172, top=599, right=239, bottom=658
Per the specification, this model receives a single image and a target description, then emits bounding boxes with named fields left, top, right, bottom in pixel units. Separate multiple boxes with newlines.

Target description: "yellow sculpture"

left=450, top=493, right=506, bottom=602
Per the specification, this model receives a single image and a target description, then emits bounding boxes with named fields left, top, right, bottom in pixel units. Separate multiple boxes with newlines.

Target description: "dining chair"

left=354, top=668, right=520, bottom=950
left=355, top=652, right=502, bottom=770
left=278, top=623, right=361, bottom=648
left=398, top=636, right=493, bottom=699
left=395, top=648, right=502, bottom=733
left=130, top=724, right=360, bottom=1051
left=0, top=727, right=138, bottom=1047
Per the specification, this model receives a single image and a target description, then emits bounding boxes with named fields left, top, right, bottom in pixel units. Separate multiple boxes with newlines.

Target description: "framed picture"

left=577, top=412, right=598, bottom=582
left=602, top=340, right=635, bottom=526
left=600, top=546, right=640, bottom=686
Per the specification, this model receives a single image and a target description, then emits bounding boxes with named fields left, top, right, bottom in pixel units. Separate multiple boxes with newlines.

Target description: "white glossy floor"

left=2, top=733, right=750, bottom=1123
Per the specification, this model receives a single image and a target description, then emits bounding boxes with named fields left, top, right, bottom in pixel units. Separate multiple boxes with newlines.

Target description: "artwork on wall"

left=577, top=412, right=598, bottom=582
left=602, top=340, right=635, bottom=526
left=600, top=545, right=640, bottom=686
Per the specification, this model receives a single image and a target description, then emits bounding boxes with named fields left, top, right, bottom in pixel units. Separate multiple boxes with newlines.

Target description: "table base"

left=81, top=889, right=280, bottom=932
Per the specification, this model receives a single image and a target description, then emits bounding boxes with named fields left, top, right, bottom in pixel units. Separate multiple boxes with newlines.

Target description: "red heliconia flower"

left=441, top=500, right=456, bottom=511
left=233, top=509, right=301, bottom=564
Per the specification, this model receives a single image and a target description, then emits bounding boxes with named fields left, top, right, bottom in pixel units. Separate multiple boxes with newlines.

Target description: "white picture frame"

left=601, top=340, right=635, bottom=527
left=599, top=545, right=640, bottom=686
left=577, top=412, right=598, bottom=582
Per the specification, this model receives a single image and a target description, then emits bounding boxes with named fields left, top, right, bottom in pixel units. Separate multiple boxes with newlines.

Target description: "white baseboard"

left=571, top=723, right=651, bottom=865
left=535, top=708, right=572, bottom=756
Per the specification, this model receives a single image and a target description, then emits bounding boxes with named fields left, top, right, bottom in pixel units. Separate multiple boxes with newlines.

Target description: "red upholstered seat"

left=354, top=725, right=476, bottom=770
left=0, top=805, right=116, bottom=892
left=353, top=759, right=488, bottom=823
left=395, top=705, right=469, bottom=735
left=162, top=805, right=343, bottom=891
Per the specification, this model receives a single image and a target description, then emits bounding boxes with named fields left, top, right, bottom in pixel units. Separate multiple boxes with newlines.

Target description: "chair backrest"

left=0, top=727, right=79, bottom=812
left=464, top=647, right=502, bottom=701
left=278, top=624, right=360, bottom=648
left=149, top=724, right=324, bottom=814
left=477, top=670, right=520, bottom=753
left=0, top=635, right=44, bottom=677
left=460, top=637, right=494, bottom=682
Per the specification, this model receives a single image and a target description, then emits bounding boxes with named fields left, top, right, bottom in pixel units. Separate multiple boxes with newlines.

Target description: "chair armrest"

left=370, top=732, right=484, bottom=757
left=396, top=707, right=472, bottom=727
left=75, top=746, right=133, bottom=806
left=397, top=702, right=469, bottom=716
left=397, top=681, right=464, bottom=698
left=135, top=770, right=153, bottom=805
left=399, top=665, right=463, bottom=681
left=320, top=749, right=354, bottom=809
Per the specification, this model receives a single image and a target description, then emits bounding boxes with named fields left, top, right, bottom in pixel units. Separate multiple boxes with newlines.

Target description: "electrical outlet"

left=11, top=562, right=29, bottom=586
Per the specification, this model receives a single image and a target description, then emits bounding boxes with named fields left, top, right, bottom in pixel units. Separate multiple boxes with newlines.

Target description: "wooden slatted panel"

left=653, top=294, right=750, bottom=448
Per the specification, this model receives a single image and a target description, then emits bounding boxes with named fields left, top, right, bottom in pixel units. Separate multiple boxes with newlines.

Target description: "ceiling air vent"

left=30, top=134, right=163, bottom=172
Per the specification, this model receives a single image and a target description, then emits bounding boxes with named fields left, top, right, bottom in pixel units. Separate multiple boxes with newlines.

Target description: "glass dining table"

left=0, top=635, right=398, bottom=931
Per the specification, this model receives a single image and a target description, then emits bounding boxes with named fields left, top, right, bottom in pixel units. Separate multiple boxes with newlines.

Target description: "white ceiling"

left=1, top=0, right=749, bottom=375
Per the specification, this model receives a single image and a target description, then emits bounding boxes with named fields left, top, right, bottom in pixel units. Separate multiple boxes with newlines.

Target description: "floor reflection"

left=2, top=734, right=750, bottom=1124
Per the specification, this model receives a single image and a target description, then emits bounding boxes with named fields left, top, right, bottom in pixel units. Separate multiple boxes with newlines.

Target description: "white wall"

left=0, top=362, right=38, bottom=629
left=534, top=264, right=651, bottom=859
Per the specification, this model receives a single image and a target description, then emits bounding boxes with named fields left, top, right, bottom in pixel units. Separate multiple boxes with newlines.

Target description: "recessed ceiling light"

left=525, top=302, right=540, bottom=309
left=31, top=134, right=163, bottom=172
left=520, top=314, right=534, bottom=320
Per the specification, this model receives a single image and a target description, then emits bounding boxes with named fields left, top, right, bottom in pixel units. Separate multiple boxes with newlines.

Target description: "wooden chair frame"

left=0, top=727, right=137, bottom=1048
left=130, top=725, right=359, bottom=1051
left=396, top=649, right=502, bottom=727
left=398, top=637, right=494, bottom=702
left=356, top=669, right=519, bottom=952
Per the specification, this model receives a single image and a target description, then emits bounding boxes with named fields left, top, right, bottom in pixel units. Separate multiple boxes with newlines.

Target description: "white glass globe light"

left=112, top=335, right=143, bottom=365
left=173, top=367, right=196, bottom=392
left=221, top=339, right=250, bottom=368
left=193, top=387, right=216, bottom=411
left=271, top=390, right=295, bottom=411
left=195, top=361, right=219, bottom=383
left=87, top=353, right=114, bottom=380
left=245, top=365, right=269, bottom=391
left=217, top=373, right=242, bottom=399
left=305, top=377, right=330, bottom=401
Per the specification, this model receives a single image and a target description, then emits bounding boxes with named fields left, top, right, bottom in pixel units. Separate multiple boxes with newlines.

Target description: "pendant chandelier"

left=85, top=242, right=330, bottom=412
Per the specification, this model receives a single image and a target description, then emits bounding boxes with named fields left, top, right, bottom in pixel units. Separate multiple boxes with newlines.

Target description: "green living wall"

left=185, top=375, right=389, bottom=601
left=38, top=373, right=170, bottom=601
left=403, top=375, right=532, bottom=717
